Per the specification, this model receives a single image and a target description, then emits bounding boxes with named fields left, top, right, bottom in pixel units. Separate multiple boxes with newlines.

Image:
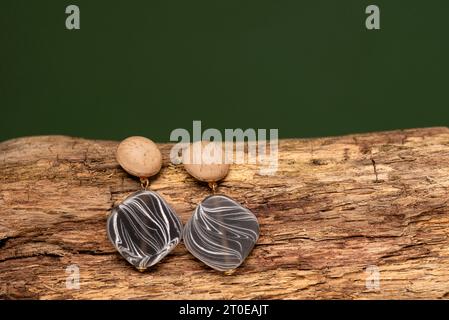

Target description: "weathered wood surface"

left=1, top=127, right=449, bottom=299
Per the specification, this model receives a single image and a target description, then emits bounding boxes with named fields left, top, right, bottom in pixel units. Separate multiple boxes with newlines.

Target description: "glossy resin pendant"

left=183, top=194, right=260, bottom=272
left=107, top=190, right=182, bottom=271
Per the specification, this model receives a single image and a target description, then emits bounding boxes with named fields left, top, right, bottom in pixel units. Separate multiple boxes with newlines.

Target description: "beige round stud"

left=182, top=141, right=230, bottom=183
left=116, top=136, right=162, bottom=178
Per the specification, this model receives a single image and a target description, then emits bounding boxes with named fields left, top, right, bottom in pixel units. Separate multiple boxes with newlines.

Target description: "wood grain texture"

left=1, top=127, right=449, bottom=299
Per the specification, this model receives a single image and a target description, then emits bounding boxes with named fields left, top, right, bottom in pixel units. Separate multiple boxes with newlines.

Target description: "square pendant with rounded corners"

left=107, top=190, right=182, bottom=270
left=183, top=194, right=260, bottom=272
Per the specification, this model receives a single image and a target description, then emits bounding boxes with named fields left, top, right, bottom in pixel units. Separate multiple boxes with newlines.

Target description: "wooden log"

left=1, top=127, right=449, bottom=299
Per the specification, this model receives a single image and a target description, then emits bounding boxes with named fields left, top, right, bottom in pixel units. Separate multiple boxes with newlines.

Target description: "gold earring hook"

left=140, top=177, right=150, bottom=190
left=208, top=181, right=217, bottom=194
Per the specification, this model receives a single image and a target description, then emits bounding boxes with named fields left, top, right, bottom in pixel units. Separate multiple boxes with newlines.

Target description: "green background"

left=1, top=0, right=448, bottom=142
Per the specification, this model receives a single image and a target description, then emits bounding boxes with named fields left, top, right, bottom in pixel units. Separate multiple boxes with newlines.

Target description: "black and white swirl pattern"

left=107, top=190, right=182, bottom=270
left=184, top=195, right=259, bottom=272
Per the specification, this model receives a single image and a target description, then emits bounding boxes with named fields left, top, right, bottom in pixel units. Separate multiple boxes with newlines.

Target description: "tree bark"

left=1, top=127, right=449, bottom=299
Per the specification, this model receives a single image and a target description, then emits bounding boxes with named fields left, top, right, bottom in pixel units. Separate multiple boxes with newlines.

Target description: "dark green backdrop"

left=1, top=0, right=448, bottom=142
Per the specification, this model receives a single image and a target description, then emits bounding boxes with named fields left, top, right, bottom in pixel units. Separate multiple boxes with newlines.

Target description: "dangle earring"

left=107, top=136, right=183, bottom=271
left=182, top=141, right=260, bottom=273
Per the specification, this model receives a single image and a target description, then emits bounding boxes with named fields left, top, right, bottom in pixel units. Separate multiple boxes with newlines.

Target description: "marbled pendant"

left=183, top=194, right=259, bottom=272
left=107, top=190, right=182, bottom=270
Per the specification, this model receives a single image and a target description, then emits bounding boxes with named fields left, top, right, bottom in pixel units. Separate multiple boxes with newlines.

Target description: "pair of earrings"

left=107, top=136, right=260, bottom=273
